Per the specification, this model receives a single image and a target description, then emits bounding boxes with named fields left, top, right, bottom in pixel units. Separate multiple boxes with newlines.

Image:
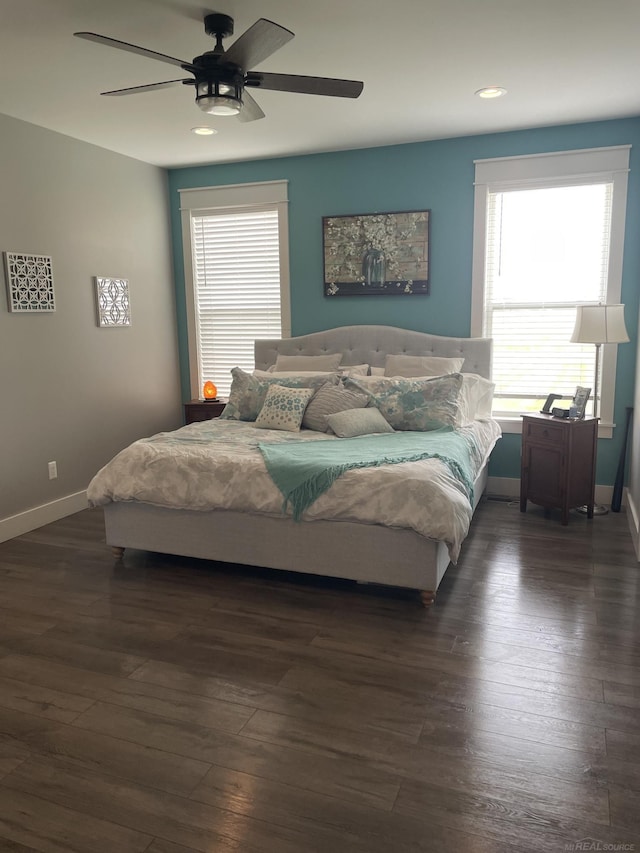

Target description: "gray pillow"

left=327, top=407, right=395, bottom=438
left=302, top=383, right=370, bottom=432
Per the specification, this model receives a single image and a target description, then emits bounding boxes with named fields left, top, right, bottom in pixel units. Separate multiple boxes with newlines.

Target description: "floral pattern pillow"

left=346, top=373, right=464, bottom=431
left=220, top=367, right=339, bottom=421
left=255, top=385, right=316, bottom=431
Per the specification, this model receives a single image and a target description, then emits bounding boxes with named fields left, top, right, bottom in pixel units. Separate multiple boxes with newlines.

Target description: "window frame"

left=471, top=146, right=630, bottom=438
left=179, top=180, right=291, bottom=400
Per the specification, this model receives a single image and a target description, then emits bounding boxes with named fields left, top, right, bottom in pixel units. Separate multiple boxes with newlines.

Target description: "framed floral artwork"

left=323, top=210, right=430, bottom=296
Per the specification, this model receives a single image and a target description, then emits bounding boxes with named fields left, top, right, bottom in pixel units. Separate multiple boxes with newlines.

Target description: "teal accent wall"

left=168, top=117, right=640, bottom=485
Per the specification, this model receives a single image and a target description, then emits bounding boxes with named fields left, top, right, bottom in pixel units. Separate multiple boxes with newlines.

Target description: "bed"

left=90, top=325, right=500, bottom=605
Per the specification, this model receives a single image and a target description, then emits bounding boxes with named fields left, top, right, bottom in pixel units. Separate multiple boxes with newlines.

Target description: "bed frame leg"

left=111, top=546, right=125, bottom=560
left=420, top=590, right=436, bottom=607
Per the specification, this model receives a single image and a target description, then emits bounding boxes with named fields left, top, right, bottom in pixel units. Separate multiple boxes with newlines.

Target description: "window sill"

left=496, top=416, right=613, bottom=440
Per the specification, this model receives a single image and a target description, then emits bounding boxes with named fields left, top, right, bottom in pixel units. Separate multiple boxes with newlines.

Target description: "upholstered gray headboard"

left=255, top=325, right=492, bottom=379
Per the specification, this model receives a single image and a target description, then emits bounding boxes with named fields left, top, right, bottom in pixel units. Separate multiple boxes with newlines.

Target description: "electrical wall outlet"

left=48, top=461, right=57, bottom=480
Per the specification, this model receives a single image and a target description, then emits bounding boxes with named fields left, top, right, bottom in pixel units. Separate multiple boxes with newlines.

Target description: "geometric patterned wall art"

left=3, top=252, right=56, bottom=312
left=95, top=277, right=131, bottom=327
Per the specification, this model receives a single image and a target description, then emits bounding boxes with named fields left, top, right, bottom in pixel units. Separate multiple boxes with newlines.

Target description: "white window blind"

left=191, top=206, right=282, bottom=396
left=484, top=182, right=612, bottom=416
left=472, top=146, right=630, bottom=432
left=179, top=180, right=289, bottom=400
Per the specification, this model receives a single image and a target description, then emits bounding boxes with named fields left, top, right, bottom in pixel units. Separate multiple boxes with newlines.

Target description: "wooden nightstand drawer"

left=523, top=418, right=567, bottom=446
left=184, top=399, right=227, bottom=424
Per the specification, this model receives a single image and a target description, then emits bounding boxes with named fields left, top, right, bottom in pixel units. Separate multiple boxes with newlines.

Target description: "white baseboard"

left=626, top=491, right=640, bottom=560
left=486, top=476, right=622, bottom=507
left=0, top=491, right=89, bottom=543
left=486, top=476, right=520, bottom=498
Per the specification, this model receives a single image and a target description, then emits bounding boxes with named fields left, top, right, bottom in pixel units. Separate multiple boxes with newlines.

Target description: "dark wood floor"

left=0, top=498, right=639, bottom=852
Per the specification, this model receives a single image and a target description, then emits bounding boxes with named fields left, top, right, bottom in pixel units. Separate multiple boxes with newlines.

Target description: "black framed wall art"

left=323, top=210, right=430, bottom=296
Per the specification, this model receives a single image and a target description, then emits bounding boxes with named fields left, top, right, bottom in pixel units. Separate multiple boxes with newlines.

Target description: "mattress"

left=87, top=418, right=501, bottom=561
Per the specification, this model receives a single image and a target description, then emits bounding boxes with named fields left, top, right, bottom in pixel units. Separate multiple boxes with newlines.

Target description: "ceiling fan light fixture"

left=196, top=79, right=242, bottom=115
left=201, top=97, right=241, bottom=116
left=77, top=15, right=363, bottom=123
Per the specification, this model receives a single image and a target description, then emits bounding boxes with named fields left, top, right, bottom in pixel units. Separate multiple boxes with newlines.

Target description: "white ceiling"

left=1, top=0, right=639, bottom=169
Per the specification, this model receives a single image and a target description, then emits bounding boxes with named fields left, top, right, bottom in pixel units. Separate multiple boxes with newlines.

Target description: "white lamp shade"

left=570, top=304, right=629, bottom=344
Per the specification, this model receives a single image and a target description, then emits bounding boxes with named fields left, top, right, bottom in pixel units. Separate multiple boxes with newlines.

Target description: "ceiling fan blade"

left=101, top=79, right=189, bottom=96
left=237, top=90, right=265, bottom=122
left=246, top=72, right=363, bottom=98
left=224, top=18, right=294, bottom=71
left=74, top=32, right=195, bottom=72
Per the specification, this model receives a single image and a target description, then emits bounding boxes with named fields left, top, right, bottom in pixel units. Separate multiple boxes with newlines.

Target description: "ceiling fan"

left=74, top=13, right=364, bottom=122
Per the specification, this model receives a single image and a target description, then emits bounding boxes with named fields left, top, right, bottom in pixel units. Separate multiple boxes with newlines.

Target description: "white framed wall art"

left=95, top=276, right=131, bottom=327
left=3, top=252, right=55, bottom=312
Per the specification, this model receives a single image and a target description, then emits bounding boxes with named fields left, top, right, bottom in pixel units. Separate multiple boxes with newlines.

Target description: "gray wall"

left=0, top=113, right=181, bottom=527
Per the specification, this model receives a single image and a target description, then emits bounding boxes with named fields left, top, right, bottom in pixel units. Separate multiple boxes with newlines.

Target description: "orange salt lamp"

left=203, top=381, right=217, bottom=400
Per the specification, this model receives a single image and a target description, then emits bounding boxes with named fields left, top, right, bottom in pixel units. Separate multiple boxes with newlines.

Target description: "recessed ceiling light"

left=475, top=87, right=507, bottom=99
left=191, top=126, right=218, bottom=135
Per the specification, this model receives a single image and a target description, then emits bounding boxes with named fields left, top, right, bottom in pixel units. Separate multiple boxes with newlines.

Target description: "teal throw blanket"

left=259, top=428, right=474, bottom=521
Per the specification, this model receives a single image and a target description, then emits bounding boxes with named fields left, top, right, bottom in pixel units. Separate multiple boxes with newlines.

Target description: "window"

left=179, top=180, right=290, bottom=397
left=471, top=146, right=630, bottom=434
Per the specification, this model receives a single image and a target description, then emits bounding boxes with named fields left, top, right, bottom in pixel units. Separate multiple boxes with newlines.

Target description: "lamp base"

left=576, top=504, right=609, bottom=516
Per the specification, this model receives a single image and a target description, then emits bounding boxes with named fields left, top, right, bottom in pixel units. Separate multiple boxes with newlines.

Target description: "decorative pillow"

left=384, top=354, right=465, bottom=378
left=369, top=366, right=385, bottom=376
left=347, top=373, right=464, bottom=431
left=272, top=353, right=342, bottom=372
left=220, top=368, right=338, bottom=421
left=255, top=385, right=316, bottom=431
left=327, top=407, right=395, bottom=438
left=302, top=382, right=370, bottom=432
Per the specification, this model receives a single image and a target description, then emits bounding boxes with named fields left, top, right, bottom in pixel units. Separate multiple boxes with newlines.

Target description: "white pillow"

left=338, top=363, right=370, bottom=377
left=254, top=369, right=334, bottom=379
left=384, top=354, right=465, bottom=378
left=456, top=374, right=495, bottom=424
left=255, top=384, right=315, bottom=431
left=273, top=353, right=342, bottom=372
left=370, top=366, right=385, bottom=376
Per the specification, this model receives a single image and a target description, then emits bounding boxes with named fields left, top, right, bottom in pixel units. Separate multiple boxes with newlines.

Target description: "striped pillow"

left=302, top=382, right=370, bottom=432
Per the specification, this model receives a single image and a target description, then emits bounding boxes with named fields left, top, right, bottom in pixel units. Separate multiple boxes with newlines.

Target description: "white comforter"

left=87, top=418, right=501, bottom=561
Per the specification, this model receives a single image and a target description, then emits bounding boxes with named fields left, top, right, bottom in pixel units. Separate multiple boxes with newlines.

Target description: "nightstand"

left=184, top=399, right=227, bottom=424
left=520, top=413, right=597, bottom=525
